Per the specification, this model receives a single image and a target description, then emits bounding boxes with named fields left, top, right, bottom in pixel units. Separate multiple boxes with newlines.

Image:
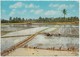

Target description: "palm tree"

left=62, top=9, right=67, bottom=35
left=63, top=9, right=67, bottom=21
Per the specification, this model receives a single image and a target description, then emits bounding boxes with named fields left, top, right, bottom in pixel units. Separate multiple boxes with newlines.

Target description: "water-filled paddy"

left=1, top=24, right=79, bottom=52
left=26, top=34, right=79, bottom=50
left=1, top=36, right=29, bottom=51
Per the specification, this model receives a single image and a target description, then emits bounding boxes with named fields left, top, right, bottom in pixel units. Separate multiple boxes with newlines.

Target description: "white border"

left=0, top=0, right=79, bottom=57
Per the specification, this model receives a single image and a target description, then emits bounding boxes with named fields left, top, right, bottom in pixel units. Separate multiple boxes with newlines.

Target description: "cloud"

left=30, top=9, right=43, bottom=14
left=9, top=9, right=16, bottom=16
left=22, top=10, right=27, bottom=13
left=9, top=2, right=23, bottom=9
left=49, top=4, right=74, bottom=10
left=9, top=9, right=27, bottom=16
left=30, top=10, right=34, bottom=12
left=25, top=3, right=39, bottom=8
left=58, top=4, right=68, bottom=10
left=44, top=10, right=58, bottom=16
left=10, top=2, right=39, bottom=9
left=35, top=9, right=43, bottom=14
left=58, top=4, right=74, bottom=10
left=49, top=4, right=59, bottom=8
left=30, top=9, right=62, bottom=17
left=69, top=4, right=74, bottom=8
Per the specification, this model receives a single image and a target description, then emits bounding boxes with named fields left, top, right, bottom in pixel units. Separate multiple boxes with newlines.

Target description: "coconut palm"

left=62, top=9, right=67, bottom=34
left=63, top=9, right=67, bottom=21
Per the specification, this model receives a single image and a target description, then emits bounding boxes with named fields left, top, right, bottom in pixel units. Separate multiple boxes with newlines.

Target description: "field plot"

left=26, top=25, right=79, bottom=50
left=1, top=24, right=79, bottom=56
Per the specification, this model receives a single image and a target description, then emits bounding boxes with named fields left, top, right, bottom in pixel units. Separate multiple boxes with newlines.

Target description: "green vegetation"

left=1, top=16, right=79, bottom=23
left=63, top=9, right=67, bottom=22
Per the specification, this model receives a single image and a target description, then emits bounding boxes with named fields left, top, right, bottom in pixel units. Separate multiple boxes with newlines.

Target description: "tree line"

left=1, top=16, right=79, bottom=23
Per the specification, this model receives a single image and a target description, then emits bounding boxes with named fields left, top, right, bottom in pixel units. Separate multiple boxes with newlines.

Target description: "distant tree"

left=62, top=9, right=67, bottom=21
left=1, top=19, right=8, bottom=23
left=38, top=17, right=43, bottom=22
left=18, top=17, right=21, bottom=22
left=39, top=17, right=42, bottom=20
left=22, top=18, right=25, bottom=22
left=9, top=17, right=12, bottom=23
left=12, top=17, right=16, bottom=23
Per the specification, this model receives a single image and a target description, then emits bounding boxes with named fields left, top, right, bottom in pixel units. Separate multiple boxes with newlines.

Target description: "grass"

left=1, top=21, right=79, bottom=25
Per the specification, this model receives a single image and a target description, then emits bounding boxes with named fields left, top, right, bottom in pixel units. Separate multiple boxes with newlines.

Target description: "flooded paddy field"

left=26, top=25, right=79, bottom=51
left=1, top=24, right=34, bottom=36
left=1, top=36, right=29, bottom=51
left=26, top=34, right=79, bottom=50
left=1, top=24, right=54, bottom=36
left=1, top=24, right=79, bottom=56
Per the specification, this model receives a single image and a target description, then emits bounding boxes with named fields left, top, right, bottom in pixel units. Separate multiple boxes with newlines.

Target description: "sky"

left=1, top=1, right=79, bottom=20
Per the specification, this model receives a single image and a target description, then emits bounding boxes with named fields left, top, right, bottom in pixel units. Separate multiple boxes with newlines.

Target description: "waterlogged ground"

left=1, top=24, right=34, bottom=36
left=1, top=36, right=29, bottom=51
left=1, top=24, right=79, bottom=54
left=26, top=34, right=79, bottom=50
left=2, top=27, right=48, bottom=37
left=27, top=25, right=78, bottom=50
left=1, top=27, right=48, bottom=52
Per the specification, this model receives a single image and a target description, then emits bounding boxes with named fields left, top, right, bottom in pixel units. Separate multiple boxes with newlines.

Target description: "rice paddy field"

left=1, top=24, right=79, bottom=56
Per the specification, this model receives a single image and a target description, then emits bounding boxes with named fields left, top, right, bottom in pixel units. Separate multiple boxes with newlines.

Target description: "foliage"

left=63, top=9, right=67, bottom=18
left=1, top=16, right=79, bottom=23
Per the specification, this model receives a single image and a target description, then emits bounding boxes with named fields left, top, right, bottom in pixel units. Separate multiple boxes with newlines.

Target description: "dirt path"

left=8, top=48, right=78, bottom=56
